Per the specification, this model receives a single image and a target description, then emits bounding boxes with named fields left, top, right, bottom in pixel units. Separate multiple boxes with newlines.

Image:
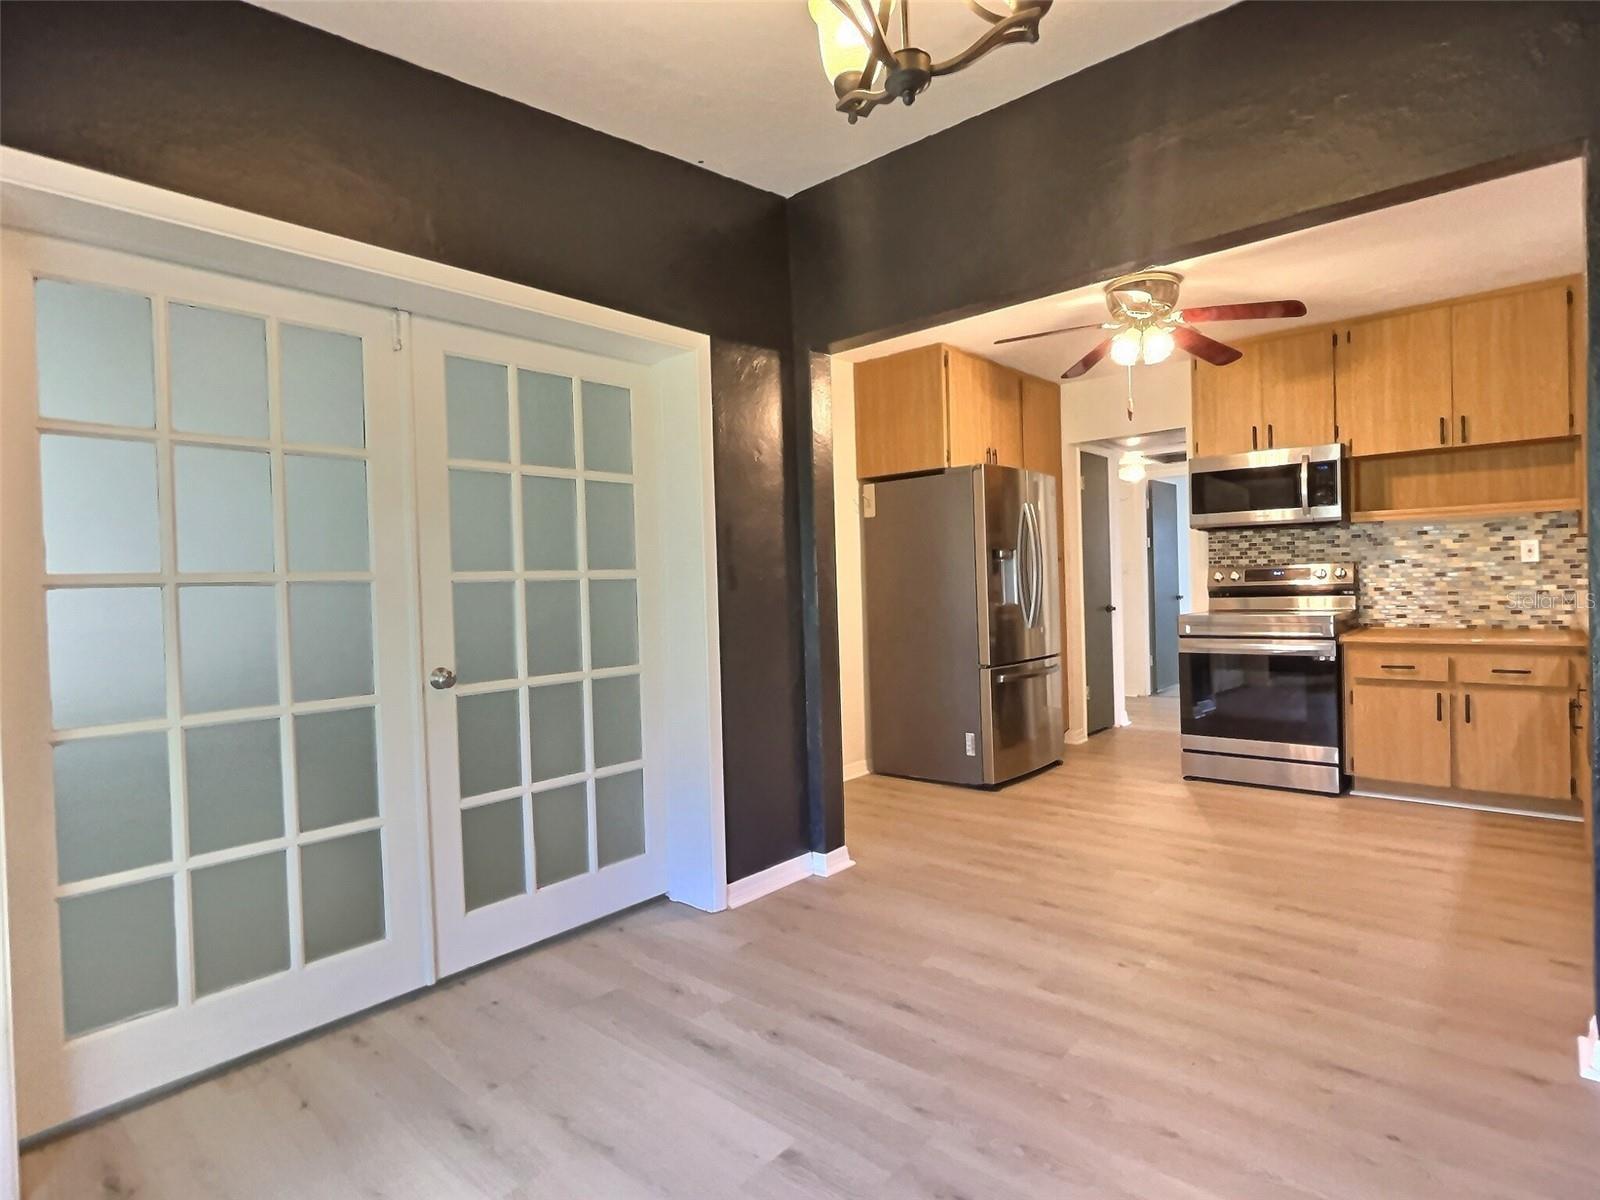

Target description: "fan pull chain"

left=1126, top=365, right=1135, bottom=422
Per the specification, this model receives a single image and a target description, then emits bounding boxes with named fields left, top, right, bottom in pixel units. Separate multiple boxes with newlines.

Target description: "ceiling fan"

left=996, top=270, right=1308, bottom=380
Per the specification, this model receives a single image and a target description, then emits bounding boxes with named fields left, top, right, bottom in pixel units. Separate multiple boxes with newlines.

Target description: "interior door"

left=0, top=236, right=429, bottom=1135
left=410, top=318, right=665, bottom=978
left=1079, top=452, right=1115, bottom=734
left=1147, top=480, right=1181, bottom=694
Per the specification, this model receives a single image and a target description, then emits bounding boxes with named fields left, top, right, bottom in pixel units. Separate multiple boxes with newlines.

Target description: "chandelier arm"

left=930, top=13, right=1042, bottom=77
left=961, top=0, right=1008, bottom=26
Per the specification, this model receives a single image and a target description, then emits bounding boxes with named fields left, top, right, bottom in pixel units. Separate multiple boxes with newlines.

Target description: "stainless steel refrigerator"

left=863, top=465, right=1063, bottom=786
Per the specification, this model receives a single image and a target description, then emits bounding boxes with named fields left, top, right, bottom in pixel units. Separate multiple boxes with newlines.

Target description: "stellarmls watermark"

left=1504, top=589, right=1590, bottom=613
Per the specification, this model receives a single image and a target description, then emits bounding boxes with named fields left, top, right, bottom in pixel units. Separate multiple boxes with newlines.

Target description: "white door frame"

left=0, top=148, right=728, bottom=1168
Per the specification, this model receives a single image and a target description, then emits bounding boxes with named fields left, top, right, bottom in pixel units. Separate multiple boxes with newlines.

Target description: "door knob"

left=429, top=666, right=457, bottom=690
left=1103, top=605, right=1117, bottom=613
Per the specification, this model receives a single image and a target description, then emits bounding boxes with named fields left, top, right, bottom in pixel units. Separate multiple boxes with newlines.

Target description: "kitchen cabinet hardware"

left=1460, top=414, right=1468, bottom=443
left=1267, top=423, right=1274, bottom=448
left=1251, top=425, right=1258, bottom=450
left=1380, top=663, right=1417, bottom=671
left=1464, top=693, right=1472, bottom=724
left=1436, top=692, right=1443, bottom=722
left=1490, top=667, right=1532, bottom=675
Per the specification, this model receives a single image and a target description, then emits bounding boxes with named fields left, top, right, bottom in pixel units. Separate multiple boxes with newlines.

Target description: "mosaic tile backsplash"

left=1206, top=510, right=1587, bottom=629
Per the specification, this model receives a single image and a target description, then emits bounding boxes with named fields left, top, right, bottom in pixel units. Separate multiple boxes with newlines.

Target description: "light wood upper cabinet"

left=853, top=344, right=946, bottom=479
left=855, top=344, right=1027, bottom=479
left=1335, top=307, right=1454, bottom=457
left=1256, top=328, right=1336, bottom=449
left=1348, top=682, right=1452, bottom=788
left=1020, top=374, right=1063, bottom=477
left=1191, top=354, right=1261, bottom=458
left=1453, top=686, right=1571, bottom=800
left=1451, top=283, right=1572, bottom=447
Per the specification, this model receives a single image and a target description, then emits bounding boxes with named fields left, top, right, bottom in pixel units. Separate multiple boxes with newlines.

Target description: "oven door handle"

left=1179, top=637, right=1337, bottom=660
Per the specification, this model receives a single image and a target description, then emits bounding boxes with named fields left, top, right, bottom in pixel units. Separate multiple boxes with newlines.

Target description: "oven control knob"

left=1314, top=567, right=1328, bottom=579
left=1212, top=571, right=1224, bottom=583
left=1228, top=571, right=1241, bottom=582
left=1334, top=567, right=1348, bottom=579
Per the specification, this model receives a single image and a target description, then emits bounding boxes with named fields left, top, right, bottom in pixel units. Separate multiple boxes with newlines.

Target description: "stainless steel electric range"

left=1178, top=562, right=1358, bottom=794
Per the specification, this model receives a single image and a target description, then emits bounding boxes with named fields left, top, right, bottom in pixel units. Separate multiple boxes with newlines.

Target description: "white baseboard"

left=809, top=846, right=855, bottom=877
left=1580, top=1017, right=1600, bottom=1082
left=842, top=759, right=870, bottom=781
left=726, top=845, right=856, bottom=908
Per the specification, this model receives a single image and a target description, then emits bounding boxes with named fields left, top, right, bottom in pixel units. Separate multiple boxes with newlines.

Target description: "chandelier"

left=807, top=0, right=1053, bottom=123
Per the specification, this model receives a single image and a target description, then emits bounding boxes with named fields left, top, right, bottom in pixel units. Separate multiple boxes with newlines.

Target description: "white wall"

left=832, top=359, right=870, bottom=780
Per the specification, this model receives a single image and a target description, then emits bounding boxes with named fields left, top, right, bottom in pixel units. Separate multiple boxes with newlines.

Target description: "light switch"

left=1519, top=538, right=1540, bottom=564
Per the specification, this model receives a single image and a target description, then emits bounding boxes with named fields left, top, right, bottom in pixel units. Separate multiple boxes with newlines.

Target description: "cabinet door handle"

left=1438, top=416, right=1447, bottom=445
left=1572, top=697, right=1583, bottom=734
left=1251, top=425, right=1259, bottom=451
left=1267, top=423, right=1274, bottom=448
left=1436, top=692, right=1443, bottom=722
left=1464, top=693, right=1472, bottom=724
left=1460, top=414, right=1468, bottom=444
left=1490, top=667, right=1532, bottom=675
left=1380, top=663, right=1417, bottom=671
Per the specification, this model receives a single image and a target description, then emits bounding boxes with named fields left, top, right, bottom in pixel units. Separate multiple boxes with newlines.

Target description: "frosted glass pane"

left=592, top=675, right=642, bottom=768
left=596, top=770, right=645, bottom=867
left=169, top=304, right=269, bottom=438
left=281, top=325, right=365, bottom=448
left=449, top=470, right=512, bottom=571
left=521, top=475, right=578, bottom=570
left=518, top=370, right=574, bottom=468
left=59, top=877, right=177, bottom=1037
left=295, top=707, right=378, bottom=832
left=289, top=583, right=373, bottom=701
left=528, top=682, right=584, bottom=783
left=191, top=852, right=289, bottom=997
left=581, top=381, right=632, bottom=473
left=41, top=435, right=160, bottom=574
left=585, top=481, right=635, bottom=570
left=35, top=279, right=155, bottom=428
left=462, top=798, right=525, bottom=911
left=453, top=582, right=516, bottom=685
left=285, top=454, right=369, bottom=571
left=589, top=579, right=638, bottom=669
left=179, top=585, right=278, bottom=713
left=533, top=783, right=588, bottom=887
left=185, top=719, right=284, bottom=855
left=53, top=733, right=172, bottom=885
left=175, top=445, right=274, bottom=573
left=301, top=831, right=385, bottom=962
left=525, top=580, right=581, bottom=676
left=456, top=689, right=521, bottom=798
left=446, top=356, right=509, bottom=462
left=48, top=587, right=166, bottom=729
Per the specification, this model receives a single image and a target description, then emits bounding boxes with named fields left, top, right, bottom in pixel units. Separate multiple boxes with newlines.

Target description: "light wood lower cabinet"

left=1453, top=686, right=1573, bottom=800
left=1347, top=682, right=1451, bottom=788
left=1345, top=636, right=1585, bottom=811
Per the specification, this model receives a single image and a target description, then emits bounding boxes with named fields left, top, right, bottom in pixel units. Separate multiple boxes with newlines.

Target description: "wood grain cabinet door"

left=1191, top=354, right=1261, bottom=458
left=1020, top=375, right=1063, bottom=477
left=1256, top=329, right=1336, bottom=450
left=853, top=345, right=948, bottom=479
left=1348, top=682, right=1451, bottom=787
left=945, top=346, right=997, bottom=466
left=1335, top=308, right=1452, bottom=457
left=1454, top=686, right=1572, bottom=800
left=1450, top=284, right=1571, bottom=447
left=988, top=367, right=1025, bottom=467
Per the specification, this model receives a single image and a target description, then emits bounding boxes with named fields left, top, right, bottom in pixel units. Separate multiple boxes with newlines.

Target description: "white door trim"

left=0, top=148, right=728, bottom=1166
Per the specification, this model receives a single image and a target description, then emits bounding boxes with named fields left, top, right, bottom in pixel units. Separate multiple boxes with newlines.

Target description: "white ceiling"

left=845, top=159, right=1587, bottom=382
left=256, top=0, right=1229, bottom=196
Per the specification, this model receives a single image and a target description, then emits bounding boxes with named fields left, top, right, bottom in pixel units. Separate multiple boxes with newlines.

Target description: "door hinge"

left=390, top=309, right=404, bottom=351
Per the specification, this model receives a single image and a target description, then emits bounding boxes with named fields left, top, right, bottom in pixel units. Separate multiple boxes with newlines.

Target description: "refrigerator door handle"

left=1027, top=500, right=1044, bottom=629
left=995, top=659, right=1060, bottom=685
left=1014, top=501, right=1034, bottom=626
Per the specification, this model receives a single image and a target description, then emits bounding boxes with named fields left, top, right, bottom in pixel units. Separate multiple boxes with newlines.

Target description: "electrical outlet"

left=964, top=732, right=976, bottom=757
left=1520, top=537, right=1540, bottom=564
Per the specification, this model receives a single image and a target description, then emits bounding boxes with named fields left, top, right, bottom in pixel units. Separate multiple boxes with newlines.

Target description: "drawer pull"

left=1435, top=692, right=1443, bottom=722
left=1464, top=693, right=1473, bottom=724
left=1490, top=668, right=1532, bottom=675
left=1380, top=664, right=1417, bottom=671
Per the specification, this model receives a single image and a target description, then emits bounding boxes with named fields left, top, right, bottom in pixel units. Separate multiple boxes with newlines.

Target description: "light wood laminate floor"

left=23, top=711, right=1600, bottom=1198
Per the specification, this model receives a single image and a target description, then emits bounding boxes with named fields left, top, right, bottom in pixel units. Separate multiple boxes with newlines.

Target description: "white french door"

left=0, top=237, right=431, bottom=1135
left=410, top=318, right=666, bottom=978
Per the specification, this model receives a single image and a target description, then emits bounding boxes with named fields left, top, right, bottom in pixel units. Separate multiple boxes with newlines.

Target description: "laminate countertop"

left=1340, top=626, right=1588, bottom=650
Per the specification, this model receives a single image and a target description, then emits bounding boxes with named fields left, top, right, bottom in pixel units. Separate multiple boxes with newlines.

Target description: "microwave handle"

left=1299, top=453, right=1310, bottom=513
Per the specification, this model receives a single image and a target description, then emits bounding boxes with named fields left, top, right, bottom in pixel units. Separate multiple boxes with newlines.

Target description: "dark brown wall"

left=0, top=0, right=812, bottom=882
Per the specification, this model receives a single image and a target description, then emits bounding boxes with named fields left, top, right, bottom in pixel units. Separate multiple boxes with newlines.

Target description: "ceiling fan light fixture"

left=1141, top=325, right=1176, bottom=365
left=1110, top=326, right=1143, bottom=367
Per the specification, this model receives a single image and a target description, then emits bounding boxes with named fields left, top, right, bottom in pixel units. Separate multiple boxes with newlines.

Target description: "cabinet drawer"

left=1455, top=654, right=1571, bottom=688
left=1345, top=648, right=1451, bottom=683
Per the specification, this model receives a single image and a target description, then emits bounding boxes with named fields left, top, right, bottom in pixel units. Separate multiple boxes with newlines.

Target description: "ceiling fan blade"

left=994, top=322, right=1103, bottom=346
left=1172, top=325, right=1243, bottom=367
left=1178, top=300, right=1308, bottom=323
left=1061, top=339, right=1112, bottom=380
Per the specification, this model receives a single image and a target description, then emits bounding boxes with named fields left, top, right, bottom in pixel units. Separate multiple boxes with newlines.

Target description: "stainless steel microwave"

left=1188, top=443, right=1346, bottom=530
